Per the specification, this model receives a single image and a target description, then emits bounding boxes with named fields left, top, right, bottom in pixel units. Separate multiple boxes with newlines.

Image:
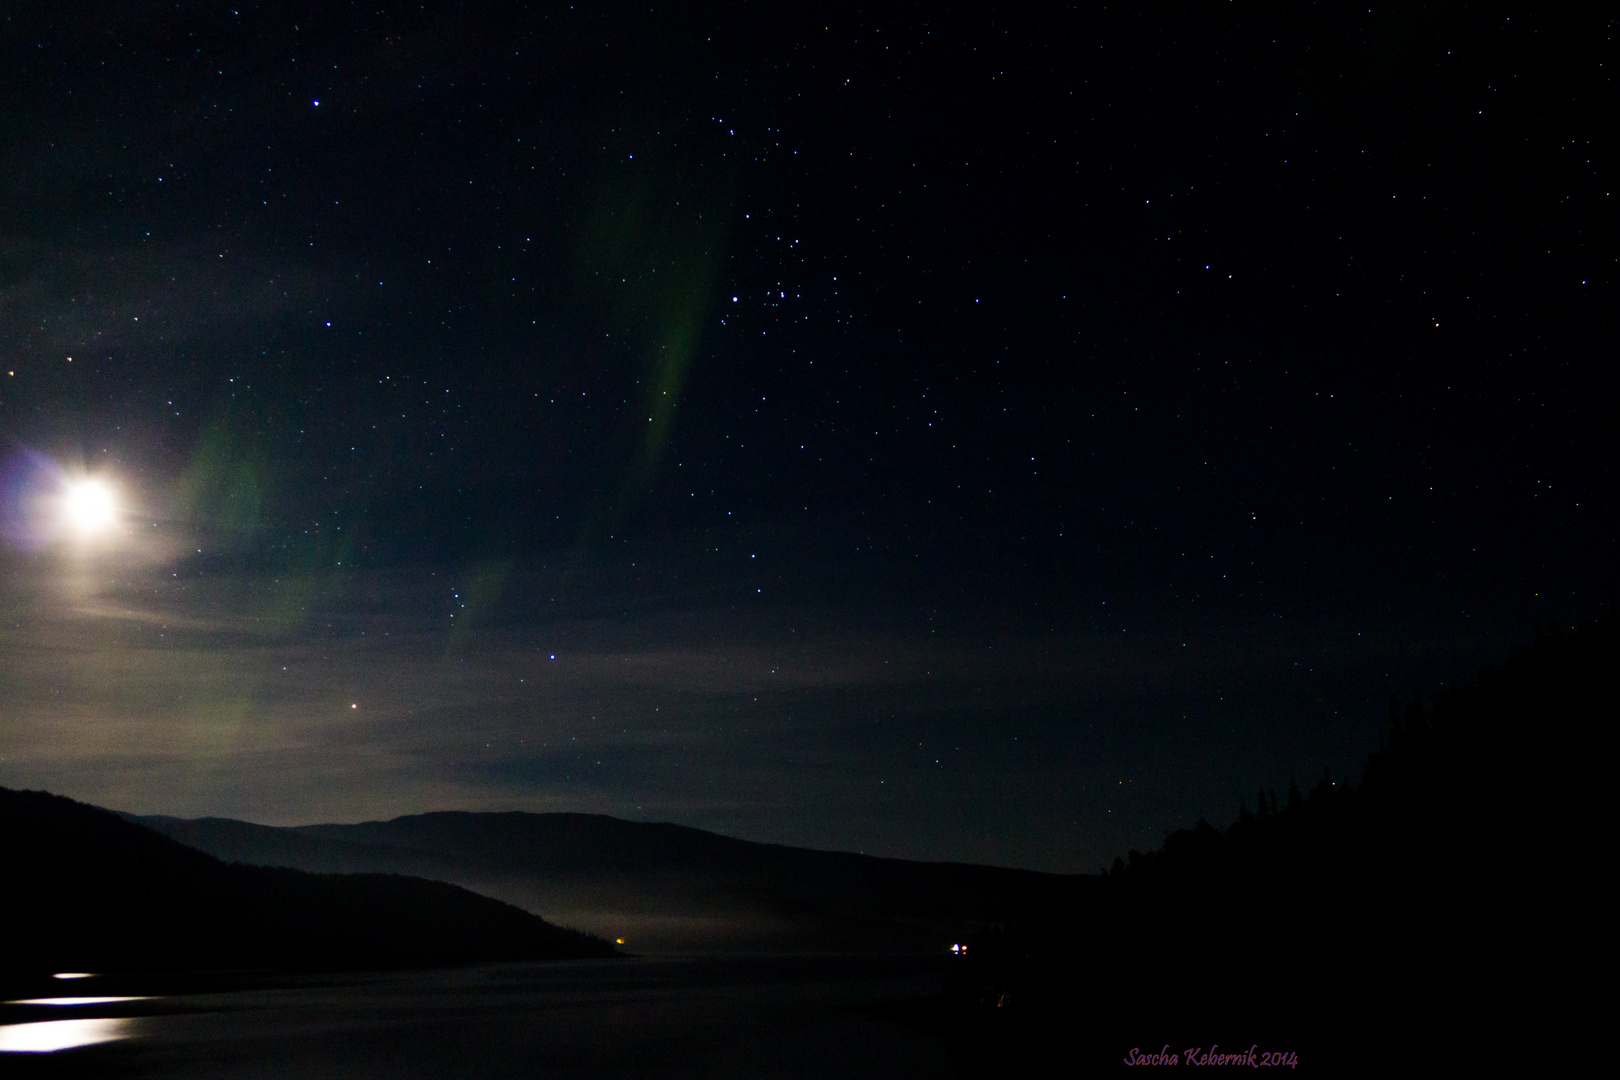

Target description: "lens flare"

left=2, top=454, right=127, bottom=548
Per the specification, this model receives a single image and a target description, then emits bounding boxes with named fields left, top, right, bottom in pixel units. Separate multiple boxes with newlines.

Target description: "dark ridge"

left=296, top=811, right=1091, bottom=922
left=936, top=613, right=1612, bottom=1072
left=1, top=787, right=619, bottom=975
left=134, top=807, right=1093, bottom=954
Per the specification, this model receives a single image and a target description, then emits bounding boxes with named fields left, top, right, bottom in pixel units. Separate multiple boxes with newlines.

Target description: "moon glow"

left=62, top=478, right=117, bottom=536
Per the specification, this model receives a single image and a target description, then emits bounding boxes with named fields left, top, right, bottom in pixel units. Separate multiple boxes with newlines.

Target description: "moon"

left=61, top=478, right=117, bottom=536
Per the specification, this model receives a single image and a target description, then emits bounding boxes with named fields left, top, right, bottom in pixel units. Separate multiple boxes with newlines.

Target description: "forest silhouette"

left=936, top=613, right=1611, bottom=1072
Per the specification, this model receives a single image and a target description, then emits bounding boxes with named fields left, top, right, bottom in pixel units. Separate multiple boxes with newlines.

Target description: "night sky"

left=1, top=3, right=1611, bottom=873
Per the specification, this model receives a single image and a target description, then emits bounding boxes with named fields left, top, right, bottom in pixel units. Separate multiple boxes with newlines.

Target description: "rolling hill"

left=132, top=810, right=1092, bottom=953
left=1, top=786, right=617, bottom=974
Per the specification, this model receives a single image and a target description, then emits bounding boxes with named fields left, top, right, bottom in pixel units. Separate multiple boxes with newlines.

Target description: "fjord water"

left=1, top=955, right=955, bottom=1078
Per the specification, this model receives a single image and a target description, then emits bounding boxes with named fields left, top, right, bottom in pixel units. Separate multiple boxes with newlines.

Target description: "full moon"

left=62, top=478, right=117, bottom=535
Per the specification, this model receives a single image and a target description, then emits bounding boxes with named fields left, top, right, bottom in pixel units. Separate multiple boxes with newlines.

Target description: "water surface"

left=0, top=955, right=956, bottom=1078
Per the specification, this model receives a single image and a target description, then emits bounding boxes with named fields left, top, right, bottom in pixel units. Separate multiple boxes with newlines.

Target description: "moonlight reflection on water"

left=0, top=957, right=953, bottom=1077
left=0, top=1016, right=133, bottom=1053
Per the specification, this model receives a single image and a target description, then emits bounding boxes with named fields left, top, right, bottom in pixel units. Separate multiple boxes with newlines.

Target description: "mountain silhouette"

left=131, top=811, right=1092, bottom=953
left=1, top=787, right=617, bottom=974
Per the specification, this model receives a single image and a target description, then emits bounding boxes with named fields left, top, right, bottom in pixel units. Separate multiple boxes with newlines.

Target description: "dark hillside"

left=939, top=614, right=1613, bottom=1071
left=299, top=812, right=1089, bottom=924
left=1, top=787, right=617, bottom=974
left=139, top=809, right=1093, bottom=953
